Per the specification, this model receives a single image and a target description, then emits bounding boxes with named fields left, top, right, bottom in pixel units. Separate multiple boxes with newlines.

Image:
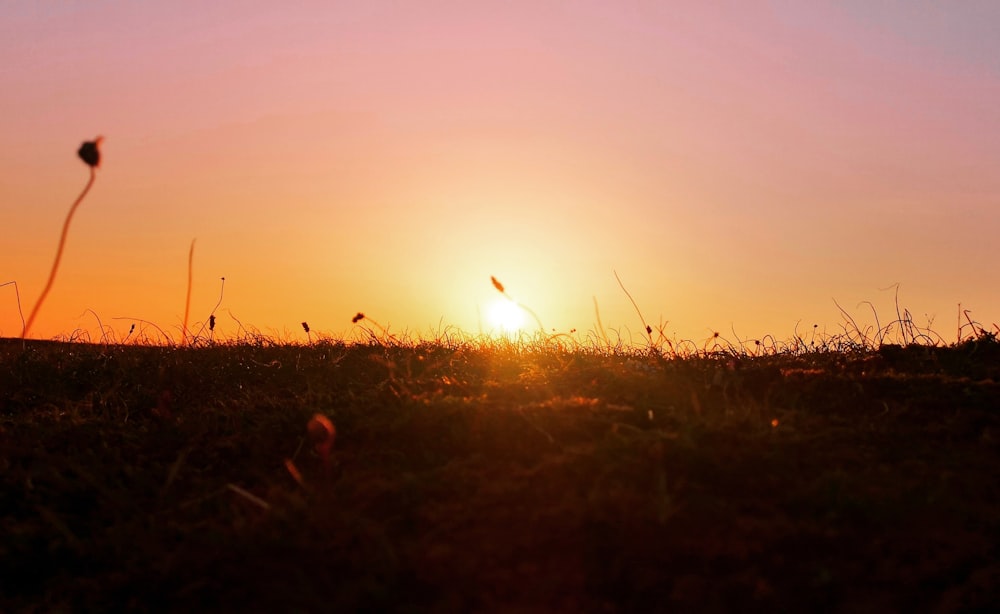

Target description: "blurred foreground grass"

left=1, top=337, right=998, bottom=612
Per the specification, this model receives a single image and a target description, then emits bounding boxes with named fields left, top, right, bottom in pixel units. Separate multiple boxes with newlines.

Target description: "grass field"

left=2, top=334, right=998, bottom=612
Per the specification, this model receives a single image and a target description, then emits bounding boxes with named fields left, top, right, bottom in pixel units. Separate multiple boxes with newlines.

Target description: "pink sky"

left=3, top=1, right=999, bottom=344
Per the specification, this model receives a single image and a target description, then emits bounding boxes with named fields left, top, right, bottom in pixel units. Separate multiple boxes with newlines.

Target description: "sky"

left=2, top=1, right=999, bottom=345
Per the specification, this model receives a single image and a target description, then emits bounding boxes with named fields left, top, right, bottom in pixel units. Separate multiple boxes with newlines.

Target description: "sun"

left=487, top=298, right=526, bottom=333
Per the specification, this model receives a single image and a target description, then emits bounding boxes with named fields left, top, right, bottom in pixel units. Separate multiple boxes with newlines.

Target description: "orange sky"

left=3, top=1, right=999, bottom=345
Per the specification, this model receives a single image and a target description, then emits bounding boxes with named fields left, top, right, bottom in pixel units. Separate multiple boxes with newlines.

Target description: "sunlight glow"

left=487, top=299, right=526, bottom=333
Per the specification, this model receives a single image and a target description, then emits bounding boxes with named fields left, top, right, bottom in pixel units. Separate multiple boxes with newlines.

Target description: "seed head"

left=301, top=321, right=310, bottom=333
left=78, top=136, right=103, bottom=168
left=352, top=312, right=365, bottom=324
left=307, top=413, right=336, bottom=463
left=491, top=276, right=504, bottom=293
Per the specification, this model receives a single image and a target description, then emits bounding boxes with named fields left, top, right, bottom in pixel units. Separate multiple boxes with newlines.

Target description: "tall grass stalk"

left=490, top=275, right=546, bottom=335
left=614, top=270, right=653, bottom=346
left=592, top=296, right=610, bottom=348
left=2, top=280, right=26, bottom=337
left=182, top=239, right=195, bottom=346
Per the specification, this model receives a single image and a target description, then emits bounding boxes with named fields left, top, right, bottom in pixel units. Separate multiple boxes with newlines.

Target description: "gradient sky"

left=3, top=1, right=999, bottom=344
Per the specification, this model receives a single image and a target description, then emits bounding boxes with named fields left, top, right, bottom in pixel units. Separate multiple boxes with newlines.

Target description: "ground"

left=1, top=337, right=998, bottom=612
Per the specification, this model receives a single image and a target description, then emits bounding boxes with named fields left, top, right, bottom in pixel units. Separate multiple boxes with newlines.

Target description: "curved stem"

left=22, top=167, right=97, bottom=339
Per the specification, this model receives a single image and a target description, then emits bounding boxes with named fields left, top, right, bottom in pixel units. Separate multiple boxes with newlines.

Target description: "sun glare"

left=487, top=299, right=526, bottom=333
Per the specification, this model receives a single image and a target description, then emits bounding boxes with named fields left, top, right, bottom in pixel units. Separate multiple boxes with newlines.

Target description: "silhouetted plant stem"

left=22, top=166, right=97, bottom=339
left=490, top=275, right=545, bottom=335
left=614, top=270, right=653, bottom=345
left=2, top=281, right=26, bottom=338
left=182, top=239, right=195, bottom=346
left=192, top=276, right=226, bottom=341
